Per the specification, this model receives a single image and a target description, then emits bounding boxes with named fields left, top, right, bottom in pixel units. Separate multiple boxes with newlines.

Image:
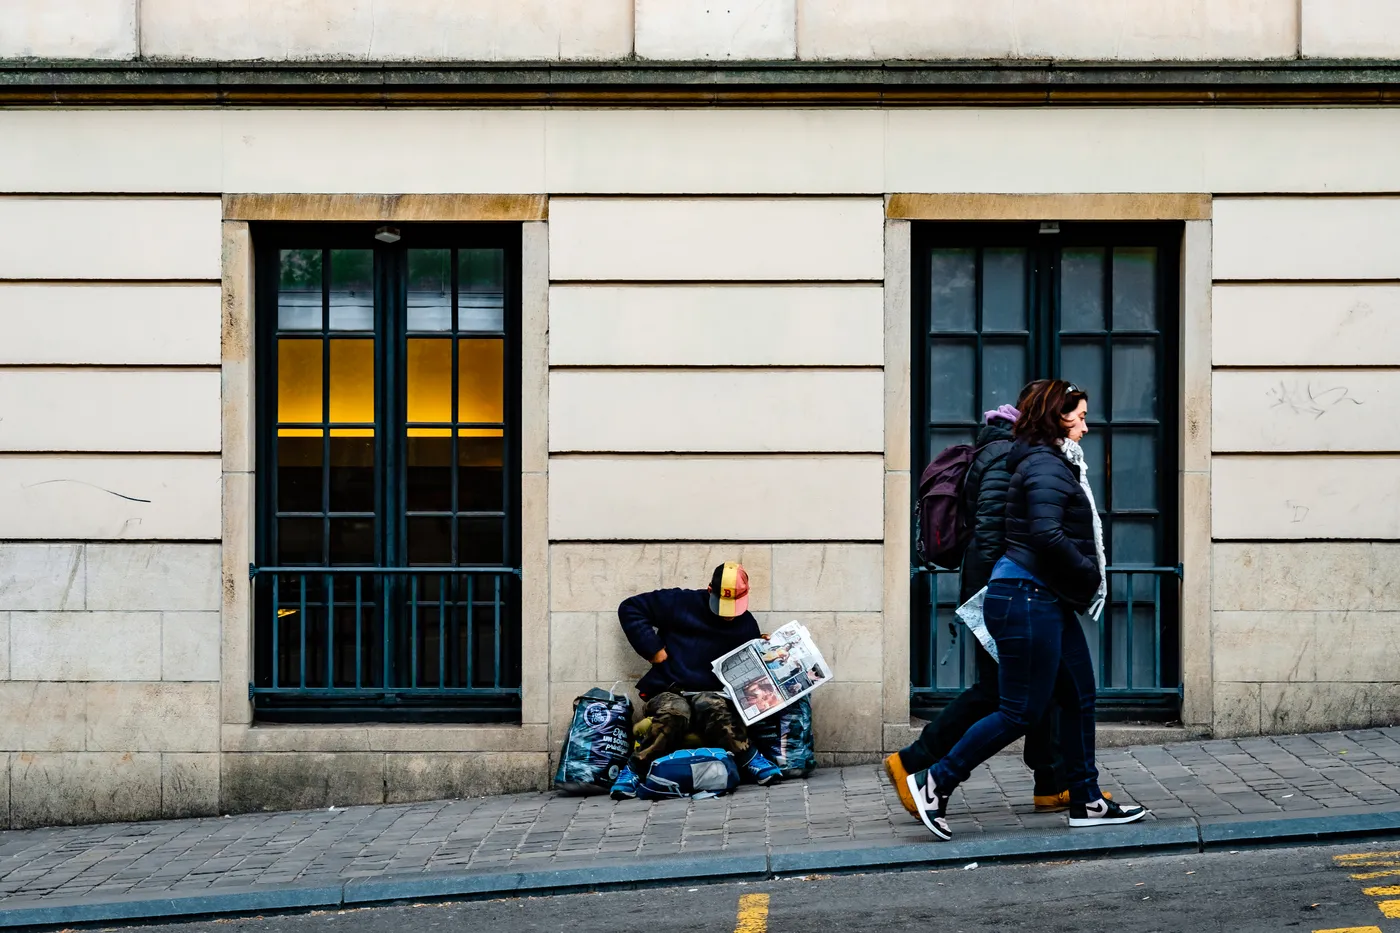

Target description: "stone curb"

left=3, top=811, right=1399, bottom=929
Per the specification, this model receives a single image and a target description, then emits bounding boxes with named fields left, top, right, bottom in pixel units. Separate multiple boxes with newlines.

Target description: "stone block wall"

left=1209, top=197, right=1400, bottom=737
left=7, top=0, right=1400, bottom=64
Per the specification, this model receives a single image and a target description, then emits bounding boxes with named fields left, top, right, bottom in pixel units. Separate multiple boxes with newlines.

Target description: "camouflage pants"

left=633, top=691, right=751, bottom=767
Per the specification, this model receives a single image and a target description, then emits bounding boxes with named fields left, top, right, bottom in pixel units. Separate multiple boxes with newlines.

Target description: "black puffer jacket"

left=1002, top=441, right=1102, bottom=611
left=958, top=418, right=1016, bottom=603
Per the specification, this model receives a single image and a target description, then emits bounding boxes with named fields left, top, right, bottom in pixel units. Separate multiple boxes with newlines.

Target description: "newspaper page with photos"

left=711, top=621, right=833, bottom=726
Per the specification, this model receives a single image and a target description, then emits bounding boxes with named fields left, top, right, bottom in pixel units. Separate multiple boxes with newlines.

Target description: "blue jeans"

left=929, top=580, right=1101, bottom=804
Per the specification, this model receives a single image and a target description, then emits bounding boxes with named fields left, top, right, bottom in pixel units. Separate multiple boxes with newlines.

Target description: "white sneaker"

left=1067, top=796, right=1148, bottom=827
left=906, top=771, right=952, bottom=840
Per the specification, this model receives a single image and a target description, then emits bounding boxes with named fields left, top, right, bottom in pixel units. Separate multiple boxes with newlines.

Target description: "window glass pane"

left=459, top=339, right=504, bottom=426
left=1111, top=431, right=1158, bottom=511
left=928, top=341, right=975, bottom=422
left=278, top=249, right=322, bottom=330
left=458, top=436, right=505, bottom=512
left=277, top=339, right=322, bottom=426
left=929, top=249, right=975, bottom=333
left=329, top=436, right=375, bottom=513
left=277, top=435, right=323, bottom=513
left=329, top=517, right=375, bottom=564
left=407, top=338, right=452, bottom=429
left=406, top=437, right=452, bottom=512
left=929, top=428, right=975, bottom=454
left=1059, top=341, right=1104, bottom=411
left=329, top=339, right=374, bottom=426
left=407, top=249, right=451, bottom=332
left=1060, top=248, right=1105, bottom=331
left=1112, top=343, right=1157, bottom=421
left=1078, top=430, right=1106, bottom=507
left=408, top=516, right=452, bottom=565
left=458, top=249, right=505, bottom=333
left=980, top=342, right=1026, bottom=413
left=458, top=517, right=505, bottom=565
left=278, top=518, right=323, bottom=565
left=329, top=249, right=374, bottom=330
left=1110, top=518, right=1156, bottom=567
left=1112, top=247, right=1157, bottom=330
left=982, top=248, right=1027, bottom=332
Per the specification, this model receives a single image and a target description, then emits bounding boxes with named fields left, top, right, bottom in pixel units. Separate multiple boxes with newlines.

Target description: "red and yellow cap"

left=708, top=562, right=750, bottom=618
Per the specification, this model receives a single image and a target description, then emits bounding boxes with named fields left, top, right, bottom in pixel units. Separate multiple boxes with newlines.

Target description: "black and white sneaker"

left=906, top=771, right=952, bottom=840
left=1068, top=796, right=1148, bottom=827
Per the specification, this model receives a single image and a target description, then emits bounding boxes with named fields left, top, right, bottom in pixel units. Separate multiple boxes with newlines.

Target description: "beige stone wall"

left=1210, top=196, right=1400, bottom=737
left=17, top=0, right=1384, bottom=63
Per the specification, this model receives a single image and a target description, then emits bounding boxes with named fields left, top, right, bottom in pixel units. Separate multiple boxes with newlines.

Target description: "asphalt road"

left=124, top=841, right=1400, bottom=933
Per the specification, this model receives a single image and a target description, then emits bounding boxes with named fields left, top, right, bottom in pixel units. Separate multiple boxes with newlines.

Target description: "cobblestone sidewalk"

left=3, top=728, right=1400, bottom=906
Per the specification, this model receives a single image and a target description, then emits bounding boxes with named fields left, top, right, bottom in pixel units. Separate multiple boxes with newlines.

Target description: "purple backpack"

left=914, top=442, right=986, bottom=570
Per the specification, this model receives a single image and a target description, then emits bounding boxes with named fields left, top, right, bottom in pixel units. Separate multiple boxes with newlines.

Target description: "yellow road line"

left=1313, top=927, right=1382, bottom=933
left=1376, top=899, right=1400, bottom=919
left=1336, top=852, right=1400, bottom=863
left=1363, top=886, right=1400, bottom=897
left=735, top=893, right=770, bottom=933
left=1349, top=869, right=1400, bottom=881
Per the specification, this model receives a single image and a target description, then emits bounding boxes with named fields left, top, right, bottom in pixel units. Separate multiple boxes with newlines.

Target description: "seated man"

left=609, top=561, right=784, bottom=799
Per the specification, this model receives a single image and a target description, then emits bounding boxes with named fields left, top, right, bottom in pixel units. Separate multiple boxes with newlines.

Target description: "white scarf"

left=1059, top=437, right=1108, bottom=620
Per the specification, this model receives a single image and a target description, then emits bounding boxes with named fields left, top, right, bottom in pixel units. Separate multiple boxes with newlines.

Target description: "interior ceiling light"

left=375, top=225, right=402, bottom=243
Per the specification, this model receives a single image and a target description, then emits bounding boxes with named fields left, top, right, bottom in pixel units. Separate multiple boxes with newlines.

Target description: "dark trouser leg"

left=1023, top=701, right=1067, bottom=796
left=690, top=691, right=754, bottom=762
left=631, top=692, right=691, bottom=770
left=928, top=584, right=1063, bottom=796
left=899, top=642, right=999, bottom=773
left=1052, top=609, right=1102, bottom=804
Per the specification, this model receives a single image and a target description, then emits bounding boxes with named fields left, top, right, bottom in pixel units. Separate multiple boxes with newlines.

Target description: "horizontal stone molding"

left=0, top=456, right=221, bottom=540
left=1214, top=284, right=1400, bottom=367
left=223, top=193, right=548, bottom=222
left=0, top=198, right=221, bottom=281
left=549, top=456, right=883, bottom=540
left=1212, top=455, right=1400, bottom=539
left=0, top=370, right=220, bottom=453
left=1213, top=369, right=1400, bottom=453
left=1214, top=197, right=1400, bottom=281
left=548, top=198, right=885, bottom=282
left=0, top=285, right=220, bottom=365
left=16, top=63, right=1400, bottom=109
left=549, top=370, right=883, bottom=453
left=887, top=193, right=1211, bottom=221
left=549, top=285, right=883, bottom=367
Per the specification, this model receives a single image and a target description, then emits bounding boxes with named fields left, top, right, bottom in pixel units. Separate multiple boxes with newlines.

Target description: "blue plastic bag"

left=554, top=687, right=633, bottom=796
left=747, top=696, right=815, bottom=778
left=637, top=748, right=741, bottom=800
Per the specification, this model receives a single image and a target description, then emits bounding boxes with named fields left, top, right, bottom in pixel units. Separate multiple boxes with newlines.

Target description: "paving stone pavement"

left=4, top=728, right=1400, bottom=905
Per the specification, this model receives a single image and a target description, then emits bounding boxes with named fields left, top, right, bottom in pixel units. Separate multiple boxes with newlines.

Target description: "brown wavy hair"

left=1013, top=379, right=1089, bottom=446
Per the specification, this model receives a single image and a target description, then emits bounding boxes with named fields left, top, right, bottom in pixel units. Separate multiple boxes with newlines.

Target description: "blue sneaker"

left=740, top=750, right=783, bottom=786
left=609, top=762, right=642, bottom=800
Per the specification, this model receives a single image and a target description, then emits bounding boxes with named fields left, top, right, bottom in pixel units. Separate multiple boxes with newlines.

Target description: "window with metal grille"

left=253, top=224, right=522, bottom=722
left=911, top=222, right=1182, bottom=721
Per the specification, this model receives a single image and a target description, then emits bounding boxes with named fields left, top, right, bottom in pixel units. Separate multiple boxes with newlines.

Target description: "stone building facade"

left=1, top=0, right=1399, bottom=826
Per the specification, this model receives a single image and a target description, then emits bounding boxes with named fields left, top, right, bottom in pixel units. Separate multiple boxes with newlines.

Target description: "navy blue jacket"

left=1002, top=441, right=1102, bottom=611
left=618, top=588, right=761, bottom=697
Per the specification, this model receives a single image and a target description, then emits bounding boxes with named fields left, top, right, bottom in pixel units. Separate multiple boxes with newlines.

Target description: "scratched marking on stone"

left=1266, top=380, right=1364, bottom=420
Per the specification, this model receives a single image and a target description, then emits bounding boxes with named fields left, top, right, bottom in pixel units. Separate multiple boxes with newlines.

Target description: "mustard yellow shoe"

left=1034, top=789, right=1111, bottom=811
left=884, top=753, right=918, bottom=815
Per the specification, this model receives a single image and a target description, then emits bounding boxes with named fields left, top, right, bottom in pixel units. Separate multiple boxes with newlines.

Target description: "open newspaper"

left=711, top=620, right=832, bottom=726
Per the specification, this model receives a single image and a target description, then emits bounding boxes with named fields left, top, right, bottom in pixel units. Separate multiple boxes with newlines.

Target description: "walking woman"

left=908, top=380, right=1147, bottom=838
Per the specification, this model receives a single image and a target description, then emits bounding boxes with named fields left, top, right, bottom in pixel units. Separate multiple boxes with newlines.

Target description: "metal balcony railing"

left=911, top=565, right=1182, bottom=719
left=250, top=566, right=521, bottom=722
